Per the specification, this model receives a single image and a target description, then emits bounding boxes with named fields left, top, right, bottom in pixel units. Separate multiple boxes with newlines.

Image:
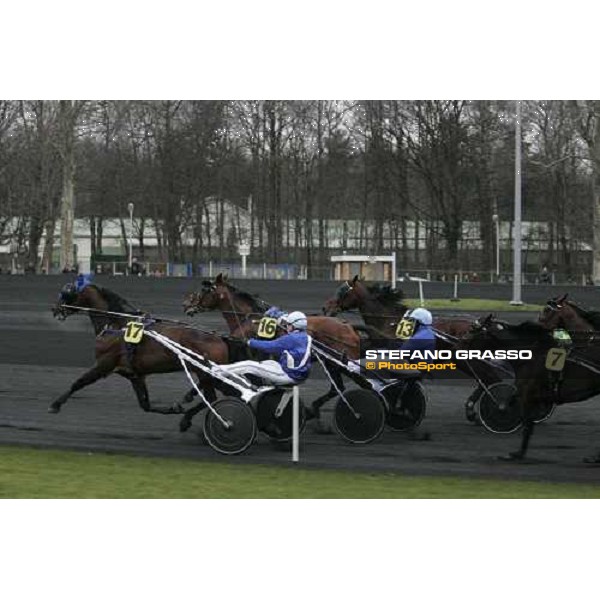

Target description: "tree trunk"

left=592, top=107, right=600, bottom=284
left=41, top=217, right=56, bottom=274
left=58, top=100, right=80, bottom=272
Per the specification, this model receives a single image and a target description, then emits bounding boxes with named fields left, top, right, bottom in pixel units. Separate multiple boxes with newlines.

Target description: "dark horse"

left=51, top=280, right=232, bottom=431
left=183, top=273, right=366, bottom=417
left=322, top=275, right=474, bottom=339
left=459, top=314, right=600, bottom=461
left=538, top=293, right=600, bottom=334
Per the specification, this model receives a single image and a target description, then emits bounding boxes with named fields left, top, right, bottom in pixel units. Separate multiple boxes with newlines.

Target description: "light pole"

left=510, top=101, right=523, bottom=305
left=127, top=202, right=134, bottom=273
left=493, top=213, right=500, bottom=281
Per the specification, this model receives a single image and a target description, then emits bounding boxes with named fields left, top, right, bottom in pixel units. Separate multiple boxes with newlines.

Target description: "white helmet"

left=407, top=307, right=433, bottom=326
left=283, top=311, right=308, bottom=330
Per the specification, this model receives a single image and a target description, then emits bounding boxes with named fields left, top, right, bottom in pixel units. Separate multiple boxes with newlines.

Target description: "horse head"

left=322, top=278, right=362, bottom=316
left=52, top=274, right=100, bottom=320
left=460, top=313, right=503, bottom=348
left=183, top=279, right=220, bottom=316
left=52, top=282, right=80, bottom=320
left=539, top=293, right=570, bottom=329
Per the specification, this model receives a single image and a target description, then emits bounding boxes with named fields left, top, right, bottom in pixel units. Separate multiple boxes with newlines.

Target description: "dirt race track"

left=2, top=274, right=600, bottom=486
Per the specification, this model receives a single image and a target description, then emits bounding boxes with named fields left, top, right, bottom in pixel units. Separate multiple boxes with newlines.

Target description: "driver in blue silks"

left=392, top=307, right=436, bottom=354
left=348, top=307, right=436, bottom=388
left=219, top=311, right=312, bottom=386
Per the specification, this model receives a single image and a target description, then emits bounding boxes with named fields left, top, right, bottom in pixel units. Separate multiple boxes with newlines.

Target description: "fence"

left=196, top=262, right=300, bottom=279
left=36, top=259, right=596, bottom=286
left=92, top=260, right=302, bottom=279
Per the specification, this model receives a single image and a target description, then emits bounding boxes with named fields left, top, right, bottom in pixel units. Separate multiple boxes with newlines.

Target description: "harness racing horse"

left=183, top=273, right=365, bottom=418
left=322, top=276, right=474, bottom=339
left=183, top=273, right=362, bottom=358
left=459, top=314, right=600, bottom=461
left=321, top=276, right=493, bottom=420
left=539, top=293, right=600, bottom=333
left=51, top=280, right=232, bottom=432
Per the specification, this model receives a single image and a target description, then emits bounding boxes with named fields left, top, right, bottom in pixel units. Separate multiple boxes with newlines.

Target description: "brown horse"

left=51, top=281, right=231, bottom=431
left=322, top=276, right=489, bottom=419
left=183, top=274, right=365, bottom=418
left=183, top=273, right=362, bottom=359
left=538, top=293, right=600, bottom=334
left=322, top=275, right=473, bottom=339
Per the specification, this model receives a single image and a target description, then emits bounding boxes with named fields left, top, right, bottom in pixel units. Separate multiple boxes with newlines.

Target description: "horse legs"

left=502, top=383, right=536, bottom=461
left=464, top=386, right=482, bottom=423
left=178, top=380, right=217, bottom=433
left=129, top=376, right=191, bottom=416
left=48, top=359, right=117, bottom=413
left=505, top=419, right=535, bottom=461
left=308, top=368, right=346, bottom=420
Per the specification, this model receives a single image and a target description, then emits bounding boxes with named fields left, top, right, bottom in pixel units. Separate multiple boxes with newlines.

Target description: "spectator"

left=540, top=265, right=551, bottom=284
left=131, top=257, right=142, bottom=276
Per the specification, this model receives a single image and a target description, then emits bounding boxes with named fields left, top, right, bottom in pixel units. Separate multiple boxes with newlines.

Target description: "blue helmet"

left=75, top=273, right=93, bottom=292
left=265, top=306, right=286, bottom=319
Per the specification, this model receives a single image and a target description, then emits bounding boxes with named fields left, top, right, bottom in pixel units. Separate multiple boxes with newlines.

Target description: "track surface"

left=2, top=274, right=600, bottom=486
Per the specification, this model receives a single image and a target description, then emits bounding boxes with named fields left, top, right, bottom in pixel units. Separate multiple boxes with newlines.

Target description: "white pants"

left=218, top=359, right=296, bottom=386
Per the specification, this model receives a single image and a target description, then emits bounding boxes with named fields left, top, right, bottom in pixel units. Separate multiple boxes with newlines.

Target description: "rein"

left=330, top=307, right=474, bottom=323
left=57, top=304, right=224, bottom=338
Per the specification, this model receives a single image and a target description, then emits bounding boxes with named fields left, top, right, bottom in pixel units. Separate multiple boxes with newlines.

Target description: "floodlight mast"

left=510, top=101, right=523, bottom=306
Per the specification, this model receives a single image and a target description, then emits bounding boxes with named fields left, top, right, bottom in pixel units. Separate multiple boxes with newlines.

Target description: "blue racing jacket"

left=248, top=331, right=312, bottom=381
left=396, top=325, right=436, bottom=358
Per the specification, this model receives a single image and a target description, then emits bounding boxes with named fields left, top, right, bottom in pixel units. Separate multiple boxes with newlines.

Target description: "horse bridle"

left=53, top=283, right=79, bottom=320
left=332, top=281, right=355, bottom=313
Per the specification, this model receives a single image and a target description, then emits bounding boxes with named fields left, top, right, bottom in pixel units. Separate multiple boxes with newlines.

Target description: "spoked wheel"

left=477, top=383, right=522, bottom=434
left=203, top=397, right=257, bottom=455
left=381, top=380, right=427, bottom=432
left=334, top=389, right=386, bottom=444
left=531, top=400, right=556, bottom=424
left=255, top=389, right=306, bottom=442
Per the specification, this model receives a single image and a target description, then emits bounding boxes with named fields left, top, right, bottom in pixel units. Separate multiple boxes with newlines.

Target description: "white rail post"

left=292, top=386, right=300, bottom=463
left=451, top=274, right=459, bottom=302
left=418, top=280, right=425, bottom=307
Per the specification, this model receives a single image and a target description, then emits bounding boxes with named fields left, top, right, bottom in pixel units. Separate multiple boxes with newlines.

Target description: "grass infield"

left=0, top=446, right=599, bottom=498
left=406, top=298, right=542, bottom=311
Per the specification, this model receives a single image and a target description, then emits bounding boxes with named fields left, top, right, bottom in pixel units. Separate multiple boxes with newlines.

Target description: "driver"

left=348, top=307, right=436, bottom=387
left=392, top=307, right=436, bottom=354
left=218, top=311, right=312, bottom=387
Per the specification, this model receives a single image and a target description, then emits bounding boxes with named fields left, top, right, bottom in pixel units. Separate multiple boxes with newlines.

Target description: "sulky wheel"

left=477, top=382, right=522, bottom=434
left=381, top=380, right=427, bottom=432
left=203, top=397, right=257, bottom=455
left=531, top=400, right=556, bottom=424
left=255, top=388, right=306, bottom=442
left=334, top=389, right=386, bottom=444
